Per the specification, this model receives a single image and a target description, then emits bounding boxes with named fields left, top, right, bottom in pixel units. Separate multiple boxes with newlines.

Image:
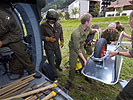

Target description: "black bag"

left=40, top=62, right=56, bottom=81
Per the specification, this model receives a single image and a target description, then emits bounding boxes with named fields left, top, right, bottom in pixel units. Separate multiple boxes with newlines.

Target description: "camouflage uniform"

left=116, top=24, right=124, bottom=33
left=68, top=25, right=91, bottom=82
left=0, top=8, right=35, bottom=74
left=116, top=31, right=133, bottom=100
left=101, top=29, right=119, bottom=44
left=40, top=21, right=64, bottom=76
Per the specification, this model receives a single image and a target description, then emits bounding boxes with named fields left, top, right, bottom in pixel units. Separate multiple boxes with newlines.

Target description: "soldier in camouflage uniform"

left=101, top=23, right=119, bottom=44
left=116, top=22, right=124, bottom=33
left=65, top=13, right=98, bottom=89
left=108, top=11, right=133, bottom=100
left=0, top=3, right=41, bottom=79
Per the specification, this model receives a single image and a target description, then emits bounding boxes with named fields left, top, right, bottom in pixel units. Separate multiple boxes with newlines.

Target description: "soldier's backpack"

left=40, top=60, right=56, bottom=81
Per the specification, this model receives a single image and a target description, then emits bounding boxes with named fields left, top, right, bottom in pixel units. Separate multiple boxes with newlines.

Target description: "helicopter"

left=0, top=0, right=73, bottom=100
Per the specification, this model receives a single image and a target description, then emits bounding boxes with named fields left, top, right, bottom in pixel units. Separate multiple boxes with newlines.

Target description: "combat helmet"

left=46, top=9, right=58, bottom=21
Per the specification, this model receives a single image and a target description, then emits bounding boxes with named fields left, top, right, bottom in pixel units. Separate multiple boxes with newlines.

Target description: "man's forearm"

left=78, top=53, right=86, bottom=62
left=119, top=51, right=132, bottom=58
left=123, top=32, right=131, bottom=39
left=108, top=51, right=132, bottom=58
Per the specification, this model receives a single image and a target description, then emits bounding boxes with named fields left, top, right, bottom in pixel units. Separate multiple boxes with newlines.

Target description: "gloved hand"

left=60, top=40, right=64, bottom=48
left=46, top=37, right=56, bottom=42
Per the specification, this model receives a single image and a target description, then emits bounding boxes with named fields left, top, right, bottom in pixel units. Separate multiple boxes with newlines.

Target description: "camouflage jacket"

left=101, top=29, right=119, bottom=44
left=0, top=9, right=22, bottom=45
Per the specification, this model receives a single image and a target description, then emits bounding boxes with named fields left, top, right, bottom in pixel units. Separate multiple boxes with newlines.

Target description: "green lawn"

left=56, top=16, right=133, bottom=100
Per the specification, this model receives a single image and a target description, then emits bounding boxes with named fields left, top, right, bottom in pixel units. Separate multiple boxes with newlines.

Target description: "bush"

left=116, top=13, right=120, bottom=16
left=122, top=13, right=127, bottom=16
left=108, top=14, right=112, bottom=17
left=65, top=11, right=70, bottom=20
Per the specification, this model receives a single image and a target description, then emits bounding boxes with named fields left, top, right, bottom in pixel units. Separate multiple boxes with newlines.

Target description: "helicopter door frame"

left=13, top=3, right=43, bottom=69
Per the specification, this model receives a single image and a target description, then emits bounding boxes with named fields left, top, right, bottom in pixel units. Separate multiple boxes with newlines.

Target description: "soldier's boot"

left=8, top=73, right=23, bottom=80
left=65, top=80, right=72, bottom=90
left=8, top=69, right=24, bottom=80
left=28, top=70, right=42, bottom=79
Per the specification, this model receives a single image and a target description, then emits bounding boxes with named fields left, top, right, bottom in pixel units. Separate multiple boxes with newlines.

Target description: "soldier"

left=0, top=3, right=41, bottom=79
left=65, top=13, right=99, bottom=89
left=108, top=11, right=133, bottom=100
left=40, top=9, right=64, bottom=78
left=116, top=22, right=124, bottom=33
left=101, top=23, right=119, bottom=44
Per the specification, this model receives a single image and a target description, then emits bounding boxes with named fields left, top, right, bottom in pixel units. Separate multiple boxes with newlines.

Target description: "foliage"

left=116, top=13, right=120, bottom=16
left=58, top=11, right=64, bottom=20
left=65, top=11, right=70, bottom=20
left=116, top=7, right=123, bottom=15
left=71, top=7, right=79, bottom=18
left=93, top=2, right=100, bottom=17
left=55, top=16, right=133, bottom=100
left=112, top=0, right=116, bottom=2
left=100, top=8, right=107, bottom=17
left=47, top=0, right=53, bottom=3
left=42, top=0, right=75, bottom=12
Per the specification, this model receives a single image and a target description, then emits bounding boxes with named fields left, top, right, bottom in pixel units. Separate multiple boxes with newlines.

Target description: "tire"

left=94, top=38, right=107, bottom=58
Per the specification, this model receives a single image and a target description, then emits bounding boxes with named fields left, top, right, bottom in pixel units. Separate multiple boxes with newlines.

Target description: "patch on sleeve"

left=6, top=16, right=10, bottom=20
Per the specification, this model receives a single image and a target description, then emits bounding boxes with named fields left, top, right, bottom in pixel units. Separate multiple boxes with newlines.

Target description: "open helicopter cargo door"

left=0, top=1, right=73, bottom=100
left=82, top=32, right=124, bottom=85
left=1, top=0, right=46, bottom=68
left=13, top=3, right=43, bottom=68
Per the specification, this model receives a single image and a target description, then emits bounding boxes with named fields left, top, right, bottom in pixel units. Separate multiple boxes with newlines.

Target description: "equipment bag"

left=40, top=62, right=56, bottom=81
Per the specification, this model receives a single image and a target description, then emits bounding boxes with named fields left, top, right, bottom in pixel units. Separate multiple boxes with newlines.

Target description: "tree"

left=71, top=7, right=79, bottom=18
left=65, top=11, right=70, bottom=20
left=116, top=7, right=123, bottom=16
left=112, top=0, right=116, bottom=2
left=93, top=2, right=100, bottom=17
left=58, top=11, right=64, bottom=20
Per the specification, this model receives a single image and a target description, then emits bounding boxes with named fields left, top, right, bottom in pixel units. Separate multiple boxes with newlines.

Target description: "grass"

left=55, top=16, right=133, bottom=100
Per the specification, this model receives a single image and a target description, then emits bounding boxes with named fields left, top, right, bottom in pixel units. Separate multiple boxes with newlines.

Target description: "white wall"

left=68, top=0, right=102, bottom=18
left=68, top=0, right=80, bottom=18
left=68, top=0, right=89, bottom=18
left=79, top=1, right=89, bottom=17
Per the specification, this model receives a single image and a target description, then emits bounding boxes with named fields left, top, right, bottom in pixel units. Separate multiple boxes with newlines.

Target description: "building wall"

left=68, top=0, right=80, bottom=18
left=79, top=1, right=89, bottom=17
left=68, top=0, right=103, bottom=18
